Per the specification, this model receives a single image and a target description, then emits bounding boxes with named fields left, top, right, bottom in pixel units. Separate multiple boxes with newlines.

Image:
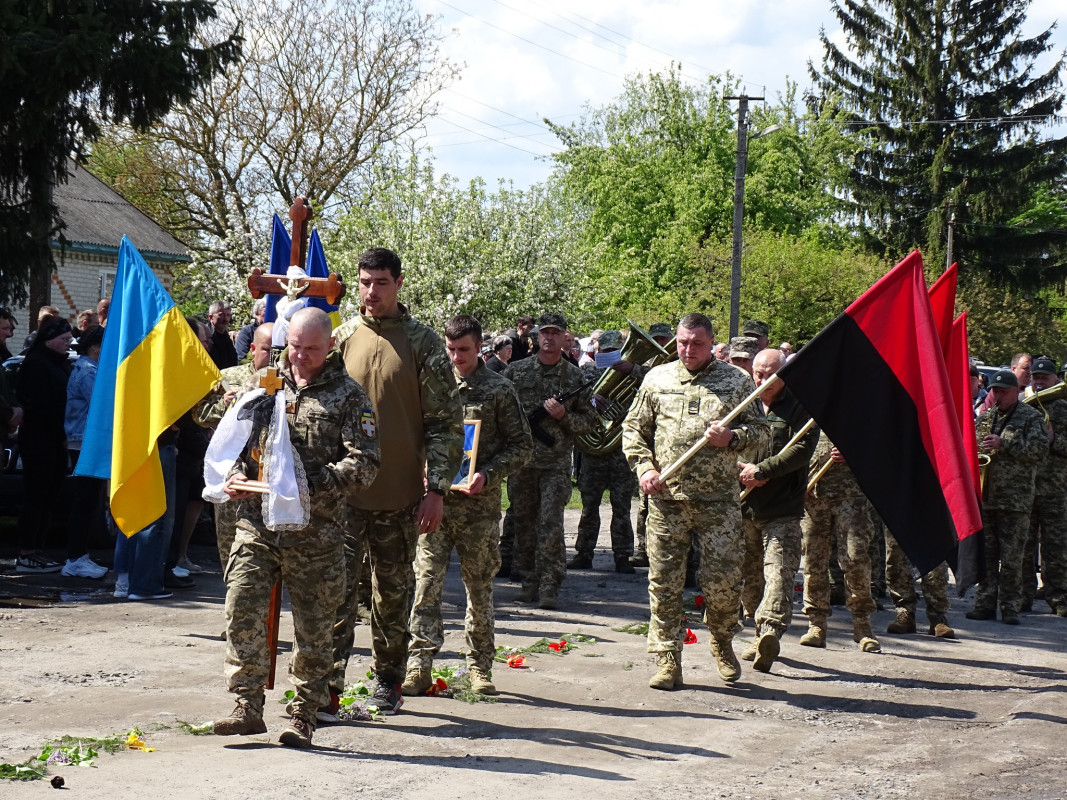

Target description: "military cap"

left=989, top=369, right=1019, bottom=389
left=538, top=312, right=567, bottom=332
left=648, top=322, right=673, bottom=339
left=598, top=330, right=624, bottom=351
left=729, top=336, right=760, bottom=360
left=1031, top=357, right=1057, bottom=375
left=742, top=320, right=769, bottom=337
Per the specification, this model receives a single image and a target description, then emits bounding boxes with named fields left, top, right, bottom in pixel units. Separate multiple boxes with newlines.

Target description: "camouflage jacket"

left=233, top=350, right=380, bottom=546
left=622, top=357, right=769, bottom=503
left=449, top=361, right=533, bottom=511
left=1035, top=397, right=1067, bottom=498
left=503, top=354, right=596, bottom=471
left=742, top=388, right=818, bottom=521
left=334, top=305, right=462, bottom=509
left=807, top=431, right=866, bottom=500
left=978, top=400, right=1047, bottom=512
left=193, top=361, right=257, bottom=429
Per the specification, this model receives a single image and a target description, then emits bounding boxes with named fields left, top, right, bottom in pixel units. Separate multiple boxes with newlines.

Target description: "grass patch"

left=613, top=621, right=649, bottom=636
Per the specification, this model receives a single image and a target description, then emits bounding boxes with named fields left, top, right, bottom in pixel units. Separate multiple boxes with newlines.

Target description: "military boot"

left=930, top=620, right=956, bottom=639
left=401, top=666, right=432, bottom=697
left=615, top=556, right=636, bottom=574
left=213, top=701, right=267, bottom=736
left=648, top=651, right=683, bottom=690
left=469, top=666, right=498, bottom=695
left=515, top=583, right=538, bottom=603
left=566, top=554, right=593, bottom=569
left=886, top=608, right=916, bottom=634
left=752, top=631, right=780, bottom=673
left=538, top=586, right=558, bottom=610
left=710, top=637, right=740, bottom=683
left=799, top=624, right=826, bottom=648
left=740, top=639, right=758, bottom=661
left=853, top=616, right=881, bottom=652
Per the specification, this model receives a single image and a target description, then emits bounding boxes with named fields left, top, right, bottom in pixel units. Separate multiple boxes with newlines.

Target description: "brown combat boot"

left=469, top=666, right=498, bottom=696
left=800, top=624, right=826, bottom=647
left=278, top=714, right=314, bottom=748
left=930, top=620, right=956, bottom=639
left=853, top=616, right=881, bottom=652
left=740, top=640, right=758, bottom=661
left=752, top=631, right=780, bottom=673
left=648, top=651, right=683, bottom=690
left=710, top=637, right=741, bottom=683
left=213, top=702, right=267, bottom=736
left=886, top=609, right=917, bottom=634
left=401, top=666, right=432, bottom=696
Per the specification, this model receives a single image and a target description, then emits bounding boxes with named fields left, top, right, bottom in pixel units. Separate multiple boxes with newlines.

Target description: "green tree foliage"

left=330, top=150, right=595, bottom=332
left=959, top=277, right=1067, bottom=366
left=686, top=231, right=890, bottom=344
left=0, top=0, right=241, bottom=309
left=810, top=0, right=1067, bottom=286
left=546, top=67, right=858, bottom=322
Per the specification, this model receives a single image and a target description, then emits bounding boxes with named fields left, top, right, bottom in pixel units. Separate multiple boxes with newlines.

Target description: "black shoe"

left=629, top=552, right=649, bottom=568
left=965, top=608, right=995, bottom=621
left=365, top=681, right=403, bottom=715
left=566, top=554, right=593, bottom=569
left=1001, top=613, right=1020, bottom=625
left=615, top=558, right=636, bottom=575
left=164, top=571, right=196, bottom=590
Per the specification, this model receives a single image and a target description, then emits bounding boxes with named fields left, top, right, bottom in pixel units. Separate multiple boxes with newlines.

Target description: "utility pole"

left=945, top=199, right=955, bottom=269
left=725, top=93, right=763, bottom=340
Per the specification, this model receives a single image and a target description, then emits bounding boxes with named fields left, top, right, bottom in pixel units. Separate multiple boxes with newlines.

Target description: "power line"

left=430, top=115, right=551, bottom=157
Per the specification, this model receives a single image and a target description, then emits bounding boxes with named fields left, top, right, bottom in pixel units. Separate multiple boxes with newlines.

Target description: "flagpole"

left=739, top=417, right=816, bottom=500
left=807, top=458, right=835, bottom=493
left=659, top=374, right=780, bottom=483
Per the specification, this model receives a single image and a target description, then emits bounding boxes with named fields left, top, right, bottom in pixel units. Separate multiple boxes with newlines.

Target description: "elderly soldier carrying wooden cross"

left=202, top=200, right=380, bottom=748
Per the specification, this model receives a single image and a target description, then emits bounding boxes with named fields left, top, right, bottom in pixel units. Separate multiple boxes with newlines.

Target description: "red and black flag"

left=778, top=251, right=982, bottom=574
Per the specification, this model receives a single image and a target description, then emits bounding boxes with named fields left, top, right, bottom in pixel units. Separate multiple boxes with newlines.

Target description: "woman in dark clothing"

left=15, top=317, right=73, bottom=572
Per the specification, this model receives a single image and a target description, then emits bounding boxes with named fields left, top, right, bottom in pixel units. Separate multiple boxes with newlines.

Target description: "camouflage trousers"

left=499, top=489, right=516, bottom=570
left=224, top=531, right=345, bottom=721
left=634, top=493, right=649, bottom=557
left=802, top=495, right=877, bottom=626
left=1023, top=494, right=1067, bottom=609
left=741, top=516, right=802, bottom=636
left=331, top=504, right=418, bottom=690
left=975, top=508, right=1030, bottom=617
left=646, top=497, right=743, bottom=650
left=510, top=467, right=570, bottom=594
left=885, top=530, right=949, bottom=624
left=215, top=501, right=238, bottom=572
left=408, top=495, right=502, bottom=673
left=574, top=448, right=636, bottom=560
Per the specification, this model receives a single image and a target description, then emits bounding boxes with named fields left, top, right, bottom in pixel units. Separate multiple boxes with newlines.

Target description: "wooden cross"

left=246, top=196, right=347, bottom=305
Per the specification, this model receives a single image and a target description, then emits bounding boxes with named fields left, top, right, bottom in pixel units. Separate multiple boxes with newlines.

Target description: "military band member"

left=403, top=315, right=532, bottom=697
left=211, top=308, right=379, bottom=748
left=570, top=329, right=637, bottom=574
left=622, top=313, right=769, bottom=690
left=967, top=369, right=1048, bottom=623
left=1020, top=357, right=1067, bottom=617
left=737, top=349, right=818, bottom=673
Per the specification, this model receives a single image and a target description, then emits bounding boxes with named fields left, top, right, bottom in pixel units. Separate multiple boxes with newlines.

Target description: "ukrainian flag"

left=76, top=237, right=221, bottom=536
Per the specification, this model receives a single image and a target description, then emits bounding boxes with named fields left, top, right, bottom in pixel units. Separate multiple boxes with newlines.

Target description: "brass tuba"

left=575, top=320, right=676, bottom=457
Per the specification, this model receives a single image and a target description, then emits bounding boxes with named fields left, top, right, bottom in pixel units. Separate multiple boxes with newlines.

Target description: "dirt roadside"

left=1, top=507, right=1066, bottom=800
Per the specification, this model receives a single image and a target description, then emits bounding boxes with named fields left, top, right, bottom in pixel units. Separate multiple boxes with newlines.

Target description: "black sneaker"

left=164, top=570, right=196, bottom=591
left=365, top=681, right=403, bottom=715
left=16, top=555, right=62, bottom=574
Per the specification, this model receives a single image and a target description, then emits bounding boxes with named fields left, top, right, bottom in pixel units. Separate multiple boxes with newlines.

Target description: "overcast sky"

left=414, top=0, right=1066, bottom=189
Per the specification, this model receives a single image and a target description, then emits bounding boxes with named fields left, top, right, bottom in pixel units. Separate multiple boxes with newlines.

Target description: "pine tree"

left=0, top=0, right=241, bottom=311
left=810, top=0, right=1067, bottom=286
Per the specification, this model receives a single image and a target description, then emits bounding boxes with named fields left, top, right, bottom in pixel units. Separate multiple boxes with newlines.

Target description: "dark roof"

left=51, top=159, right=190, bottom=261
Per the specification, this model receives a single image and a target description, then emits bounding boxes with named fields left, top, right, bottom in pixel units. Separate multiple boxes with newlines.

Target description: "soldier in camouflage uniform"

left=402, top=315, right=533, bottom=697
left=330, top=248, right=463, bottom=715
left=612, top=322, right=674, bottom=569
left=800, top=432, right=881, bottom=653
left=967, top=369, right=1048, bottom=623
left=504, top=312, right=597, bottom=610
left=884, top=531, right=954, bottom=637
left=211, top=308, right=380, bottom=748
left=737, top=349, right=818, bottom=673
left=622, top=313, right=769, bottom=690
left=1021, top=358, right=1067, bottom=617
left=570, top=329, right=637, bottom=573
left=195, top=322, right=274, bottom=569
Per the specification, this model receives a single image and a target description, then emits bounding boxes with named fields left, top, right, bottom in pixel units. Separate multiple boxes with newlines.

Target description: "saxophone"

left=975, top=409, right=995, bottom=496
